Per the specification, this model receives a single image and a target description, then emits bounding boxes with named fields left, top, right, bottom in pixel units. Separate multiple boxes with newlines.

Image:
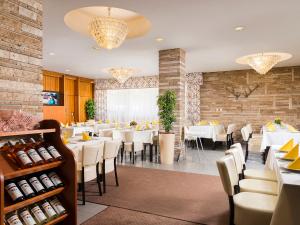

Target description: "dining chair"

left=122, top=130, right=144, bottom=164
left=152, top=131, right=159, bottom=163
left=230, top=143, right=277, bottom=182
left=225, top=148, right=277, bottom=195
left=241, top=126, right=263, bottom=162
left=246, top=123, right=262, bottom=139
left=77, top=143, right=104, bottom=205
left=100, top=129, right=113, bottom=138
left=142, top=131, right=154, bottom=162
left=100, top=140, right=120, bottom=193
left=215, top=124, right=235, bottom=149
left=217, top=155, right=277, bottom=225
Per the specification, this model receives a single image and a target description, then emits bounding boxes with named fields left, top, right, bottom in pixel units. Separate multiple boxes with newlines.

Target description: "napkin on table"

left=283, top=144, right=299, bottom=160
left=287, top=156, right=300, bottom=170
left=279, top=139, right=294, bottom=152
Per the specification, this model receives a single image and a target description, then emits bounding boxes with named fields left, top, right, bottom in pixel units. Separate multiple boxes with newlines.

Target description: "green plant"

left=85, top=99, right=95, bottom=120
left=157, top=90, right=176, bottom=133
left=130, top=121, right=137, bottom=126
left=274, top=117, right=281, bottom=125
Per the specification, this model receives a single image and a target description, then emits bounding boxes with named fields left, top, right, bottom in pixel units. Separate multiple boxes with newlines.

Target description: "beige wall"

left=0, top=0, right=43, bottom=118
left=200, top=66, right=300, bottom=138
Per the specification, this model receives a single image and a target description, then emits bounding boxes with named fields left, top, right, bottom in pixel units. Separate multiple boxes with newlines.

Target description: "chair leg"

left=102, top=160, right=106, bottom=193
left=195, top=138, right=201, bottom=161
left=213, top=141, right=217, bottom=150
left=114, top=157, right=119, bottom=186
left=121, top=142, right=124, bottom=163
left=228, top=196, right=234, bottom=225
left=96, top=162, right=102, bottom=196
left=132, top=143, right=135, bottom=164
left=245, top=143, right=249, bottom=162
left=81, top=167, right=85, bottom=205
left=150, top=144, right=153, bottom=162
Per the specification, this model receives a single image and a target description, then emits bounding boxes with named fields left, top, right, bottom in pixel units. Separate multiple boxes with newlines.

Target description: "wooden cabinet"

left=0, top=120, right=77, bottom=224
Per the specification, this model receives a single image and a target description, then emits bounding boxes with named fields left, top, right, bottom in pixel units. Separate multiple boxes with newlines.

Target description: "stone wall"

left=200, top=66, right=300, bottom=138
left=0, top=0, right=43, bottom=118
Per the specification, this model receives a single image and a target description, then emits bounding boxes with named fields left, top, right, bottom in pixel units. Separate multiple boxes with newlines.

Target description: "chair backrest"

left=225, top=148, right=243, bottom=174
left=82, top=142, right=104, bottom=167
left=124, top=130, right=134, bottom=142
left=230, top=143, right=245, bottom=165
left=103, top=140, right=120, bottom=159
left=216, top=155, right=239, bottom=196
left=241, top=126, right=250, bottom=142
left=227, top=124, right=236, bottom=134
left=246, top=123, right=253, bottom=134
left=101, top=130, right=113, bottom=138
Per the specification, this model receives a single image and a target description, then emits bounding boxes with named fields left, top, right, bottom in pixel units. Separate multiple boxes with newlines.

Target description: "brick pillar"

left=159, top=48, right=186, bottom=154
left=0, top=0, right=43, bottom=118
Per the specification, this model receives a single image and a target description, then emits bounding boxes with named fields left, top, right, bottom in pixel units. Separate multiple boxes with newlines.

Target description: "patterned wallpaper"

left=95, top=73, right=203, bottom=123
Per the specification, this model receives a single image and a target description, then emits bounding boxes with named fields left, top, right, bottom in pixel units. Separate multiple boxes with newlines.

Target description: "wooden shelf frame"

left=0, top=120, right=77, bottom=225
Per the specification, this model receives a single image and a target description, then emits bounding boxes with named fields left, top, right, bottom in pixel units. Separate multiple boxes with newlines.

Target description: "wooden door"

left=64, top=78, right=77, bottom=124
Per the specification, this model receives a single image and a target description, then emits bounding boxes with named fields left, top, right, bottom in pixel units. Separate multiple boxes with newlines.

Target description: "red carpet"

left=80, top=166, right=229, bottom=225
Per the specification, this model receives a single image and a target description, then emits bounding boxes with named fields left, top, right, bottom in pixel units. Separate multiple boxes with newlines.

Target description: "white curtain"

left=106, top=88, right=159, bottom=122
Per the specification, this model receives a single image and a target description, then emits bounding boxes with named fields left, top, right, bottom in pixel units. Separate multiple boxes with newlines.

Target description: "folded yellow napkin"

left=279, top=139, right=294, bottom=152
left=145, top=122, right=151, bottom=130
left=198, top=120, right=208, bottom=126
left=65, top=123, right=69, bottom=128
left=266, top=123, right=276, bottom=132
left=210, top=120, right=220, bottom=126
left=62, top=136, right=69, bottom=144
left=106, top=119, right=110, bottom=124
left=287, top=124, right=298, bottom=132
left=287, top=156, right=300, bottom=170
left=283, top=144, right=299, bottom=160
left=136, top=125, right=142, bottom=131
left=60, top=122, right=65, bottom=128
left=82, top=132, right=91, bottom=141
left=125, top=124, right=130, bottom=129
left=98, top=120, right=102, bottom=124
left=266, top=121, right=273, bottom=126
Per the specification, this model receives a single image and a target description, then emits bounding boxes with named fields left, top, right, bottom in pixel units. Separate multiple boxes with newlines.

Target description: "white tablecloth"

left=266, top=146, right=300, bottom=225
left=66, top=136, right=115, bottom=172
left=260, top=126, right=300, bottom=151
left=188, top=125, right=225, bottom=142
left=94, top=123, right=113, bottom=133
left=112, top=129, right=156, bottom=144
left=62, top=126, right=95, bottom=137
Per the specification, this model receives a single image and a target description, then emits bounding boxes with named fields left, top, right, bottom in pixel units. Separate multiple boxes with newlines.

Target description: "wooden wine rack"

left=0, top=120, right=77, bottom=225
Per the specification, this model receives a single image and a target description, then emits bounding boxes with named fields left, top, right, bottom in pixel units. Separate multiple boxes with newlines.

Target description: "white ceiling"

left=44, top=0, right=300, bottom=79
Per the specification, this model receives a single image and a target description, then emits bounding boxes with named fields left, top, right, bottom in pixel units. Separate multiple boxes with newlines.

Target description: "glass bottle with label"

left=41, top=200, right=57, bottom=220
left=39, top=174, right=55, bottom=191
left=30, top=203, right=48, bottom=225
left=5, top=181, right=25, bottom=202
left=49, top=197, right=66, bottom=215
left=29, top=138, right=54, bottom=163
left=8, top=141, right=33, bottom=168
left=31, top=137, right=63, bottom=161
left=17, top=178, right=35, bottom=198
left=28, top=177, right=46, bottom=194
left=19, top=207, right=37, bottom=225
left=5, top=211, right=23, bottom=225
left=19, top=139, right=44, bottom=165
left=48, top=172, right=64, bottom=187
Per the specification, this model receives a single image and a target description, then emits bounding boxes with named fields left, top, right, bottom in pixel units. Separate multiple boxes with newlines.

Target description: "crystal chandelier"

left=108, top=68, right=136, bottom=83
left=236, top=52, right=292, bottom=74
left=89, top=7, right=128, bottom=50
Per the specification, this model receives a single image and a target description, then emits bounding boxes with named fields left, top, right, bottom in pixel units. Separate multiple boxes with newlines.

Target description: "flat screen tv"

left=42, top=91, right=61, bottom=105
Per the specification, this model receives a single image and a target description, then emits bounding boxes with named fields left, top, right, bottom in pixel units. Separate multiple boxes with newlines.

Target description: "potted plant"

left=157, top=90, right=176, bottom=165
left=130, top=121, right=137, bottom=128
left=274, top=117, right=281, bottom=126
left=85, top=99, right=95, bottom=122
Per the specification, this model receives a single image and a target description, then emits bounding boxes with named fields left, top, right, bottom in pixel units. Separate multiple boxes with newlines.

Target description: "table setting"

left=188, top=120, right=225, bottom=142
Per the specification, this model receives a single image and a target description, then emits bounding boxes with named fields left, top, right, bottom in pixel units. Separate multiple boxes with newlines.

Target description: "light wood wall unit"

left=43, top=70, right=94, bottom=123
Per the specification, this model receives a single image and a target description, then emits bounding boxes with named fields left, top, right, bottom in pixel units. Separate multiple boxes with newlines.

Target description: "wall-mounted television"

left=42, top=91, right=61, bottom=106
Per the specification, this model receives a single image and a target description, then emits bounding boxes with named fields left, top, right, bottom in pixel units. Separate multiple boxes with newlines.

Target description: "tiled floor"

left=78, top=142, right=265, bottom=224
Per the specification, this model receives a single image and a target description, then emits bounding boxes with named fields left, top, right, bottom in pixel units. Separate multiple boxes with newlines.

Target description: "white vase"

left=159, top=132, right=175, bottom=165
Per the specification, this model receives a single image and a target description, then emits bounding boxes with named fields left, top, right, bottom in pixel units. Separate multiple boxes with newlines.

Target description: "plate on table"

left=276, top=156, right=294, bottom=161
left=281, top=165, right=300, bottom=173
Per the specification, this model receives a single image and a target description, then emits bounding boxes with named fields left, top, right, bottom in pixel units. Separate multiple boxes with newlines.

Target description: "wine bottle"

left=20, top=139, right=44, bottom=165
left=19, top=207, right=37, bottom=225
left=39, top=174, right=55, bottom=191
left=29, top=138, right=54, bottom=163
left=8, top=141, right=33, bottom=168
left=17, top=178, right=35, bottom=199
left=30, top=203, right=48, bottom=224
left=32, top=137, right=63, bottom=161
left=5, top=181, right=25, bottom=202
left=48, top=172, right=64, bottom=187
left=49, top=197, right=66, bottom=215
left=5, top=211, right=23, bottom=225
left=28, top=177, right=46, bottom=194
left=41, top=200, right=57, bottom=220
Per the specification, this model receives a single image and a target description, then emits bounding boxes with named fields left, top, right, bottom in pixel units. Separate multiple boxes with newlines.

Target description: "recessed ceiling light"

left=49, top=52, right=55, bottom=56
left=155, top=37, right=164, bottom=42
left=235, top=26, right=245, bottom=31
left=65, top=69, right=71, bottom=72
left=92, top=46, right=101, bottom=51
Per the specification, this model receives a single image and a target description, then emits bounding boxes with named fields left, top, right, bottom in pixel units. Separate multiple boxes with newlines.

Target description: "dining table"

left=188, top=124, right=225, bottom=142
left=265, top=145, right=300, bottom=225
left=62, top=125, right=95, bottom=137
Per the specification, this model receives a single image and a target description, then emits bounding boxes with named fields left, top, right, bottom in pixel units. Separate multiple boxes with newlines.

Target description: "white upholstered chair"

left=230, top=143, right=277, bottom=182
left=246, top=123, right=262, bottom=139
left=217, top=155, right=277, bottom=225
left=122, top=131, right=144, bottom=164
left=100, top=140, right=120, bottom=193
left=225, top=148, right=278, bottom=196
left=77, top=143, right=104, bottom=204
left=241, top=126, right=262, bottom=161
left=216, top=123, right=236, bottom=149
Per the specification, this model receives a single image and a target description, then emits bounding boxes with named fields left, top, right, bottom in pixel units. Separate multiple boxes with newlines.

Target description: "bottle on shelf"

left=48, top=172, right=64, bottom=188
left=40, top=200, right=58, bottom=220
left=5, top=211, right=23, bottom=225
left=5, top=181, right=25, bottom=202
left=17, top=178, right=36, bottom=199
left=19, top=139, right=45, bottom=165
left=31, top=137, right=63, bottom=161
left=8, top=141, right=33, bottom=168
left=30, top=203, right=48, bottom=225
left=39, top=173, right=56, bottom=191
left=28, top=138, right=54, bottom=163
left=49, top=197, right=66, bottom=216
left=28, top=176, right=46, bottom=194
left=19, top=207, right=37, bottom=225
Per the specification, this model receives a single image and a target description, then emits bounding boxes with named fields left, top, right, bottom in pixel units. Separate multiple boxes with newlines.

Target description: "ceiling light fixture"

left=65, top=69, right=71, bottom=72
left=49, top=52, right=55, bottom=56
left=236, top=52, right=292, bottom=74
left=89, top=7, right=128, bottom=50
left=155, top=37, right=164, bottom=42
left=107, top=67, right=137, bottom=83
left=234, top=26, right=245, bottom=31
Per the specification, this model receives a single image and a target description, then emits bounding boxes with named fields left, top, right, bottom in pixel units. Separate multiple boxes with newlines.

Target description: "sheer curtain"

left=106, top=88, right=159, bottom=122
